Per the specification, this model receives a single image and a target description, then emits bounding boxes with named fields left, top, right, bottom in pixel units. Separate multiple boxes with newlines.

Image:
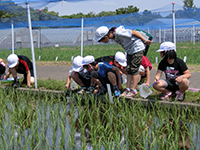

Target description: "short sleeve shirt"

left=141, top=56, right=152, bottom=70
left=97, top=62, right=113, bottom=78
left=158, top=57, right=188, bottom=82
left=113, top=26, right=145, bottom=55
left=17, top=55, right=33, bottom=74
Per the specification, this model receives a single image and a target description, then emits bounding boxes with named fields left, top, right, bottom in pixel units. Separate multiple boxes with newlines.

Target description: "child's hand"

left=145, top=82, right=149, bottom=86
left=4, top=74, right=9, bottom=80
left=145, top=40, right=152, bottom=46
left=175, top=76, right=183, bottom=84
left=65, top=83, right=70, bottom=89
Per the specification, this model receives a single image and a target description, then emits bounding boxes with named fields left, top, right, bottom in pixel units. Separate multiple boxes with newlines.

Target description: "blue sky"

left=47, top=0, right=200, bottom=16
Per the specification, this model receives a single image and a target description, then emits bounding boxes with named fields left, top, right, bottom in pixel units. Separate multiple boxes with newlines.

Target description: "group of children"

left=66, top=25, right=191, bottom=101
left=0, top=25, right=191, bottom=101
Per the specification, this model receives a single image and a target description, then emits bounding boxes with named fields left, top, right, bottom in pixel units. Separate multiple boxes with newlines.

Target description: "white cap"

left=94, top=26, right=109, bottom=42
left=156, top=41, right=176, bottom=52
left=82, top=55, right=95, bottom=65
left=72, top=55, right=83, bottom=72
left=115, top=51, right=127, bottom=67
left=139, top=65, right=145, bottom=73
left=7, top=54, right=18, bottom=68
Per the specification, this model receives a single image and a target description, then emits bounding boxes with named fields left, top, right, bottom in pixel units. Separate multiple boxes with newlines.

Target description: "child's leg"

left=9, top=68, right=17, bottom=78
left=178, top=78, right=190, bottom=93
left=126, top=74, right=133, bottom=89
left=132, top=74, right=140, bottom=89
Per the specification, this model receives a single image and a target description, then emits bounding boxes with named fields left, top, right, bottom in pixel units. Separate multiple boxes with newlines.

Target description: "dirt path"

left=36, top=63, right=200, bottom=89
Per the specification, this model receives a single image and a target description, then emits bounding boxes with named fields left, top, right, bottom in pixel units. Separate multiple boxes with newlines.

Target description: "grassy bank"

left=0, top=42, right=200, bottom=64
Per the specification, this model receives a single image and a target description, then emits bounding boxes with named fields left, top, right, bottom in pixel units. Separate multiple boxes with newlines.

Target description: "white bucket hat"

left=72, top=55, right=83, bottom=72
left=82, top=55, right=95, bottom=65
left=7, top=54, right=18, bottom=68
left=115, top=51, right=127, bottom=67
left=156, top=41, right=176, bottom=52
left=94, top=26, right=109, bottom=42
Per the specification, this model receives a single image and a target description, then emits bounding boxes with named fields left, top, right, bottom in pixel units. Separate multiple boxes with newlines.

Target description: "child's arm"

left=65, top=72, right=71, bottom=89
left=154, top=70, right=162, bottom=84
left=132, top=30, right=151, bottom=46
left=145, top=67, right=150, bottom=86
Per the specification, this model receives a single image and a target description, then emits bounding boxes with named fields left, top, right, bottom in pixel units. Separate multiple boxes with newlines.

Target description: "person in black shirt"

left=153, top=42, right=191, bottom=101
left=4, top=54, right=34, bottom=88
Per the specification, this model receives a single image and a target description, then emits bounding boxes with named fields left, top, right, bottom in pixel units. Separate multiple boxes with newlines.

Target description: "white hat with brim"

left=156, top=41, right=176, bottom=52
left=72, top=55, right=83, bottom=72
left=94, top=26, right=109, bottom=42
left=82, top=55, right=95, bottom=65
left=139, top=65, right=145, bottom=72
left=115, top=51, right=127, bottom=67
left=7, top=54, right=18, bottom=68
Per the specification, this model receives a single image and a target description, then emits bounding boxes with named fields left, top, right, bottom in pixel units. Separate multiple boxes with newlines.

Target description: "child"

left=65, top=55, right=99, bottom=94
left=95, top=51, right=127, bottom=75
left=82, top=55, right=123, bottom=97
left=153, top=41, right=191, bottom=101
left=138, top=55, right=152, bottom=86
left=4, top=54, right=34, bottom=88
left=0, top=58, right=6, bottom=79
left=94, top=25, right=151, bottom=98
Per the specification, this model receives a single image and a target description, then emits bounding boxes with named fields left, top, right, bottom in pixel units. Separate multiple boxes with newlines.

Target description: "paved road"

left=36, top=65, right=200, bottom=89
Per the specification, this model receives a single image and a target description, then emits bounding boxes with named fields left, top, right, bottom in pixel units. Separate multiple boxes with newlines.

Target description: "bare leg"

left=178, top=78, right=190, bottom=93
left=132, top=74, right=140, bottom=89
left=126, top=74, right=133, bottom=89
left=153, top=80, right=169, bottom=93
left=107, top=72, right=117, bottom=86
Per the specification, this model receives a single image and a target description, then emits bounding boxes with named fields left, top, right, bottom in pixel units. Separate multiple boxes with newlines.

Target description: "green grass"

left=1, top=42, right=200, bottom=64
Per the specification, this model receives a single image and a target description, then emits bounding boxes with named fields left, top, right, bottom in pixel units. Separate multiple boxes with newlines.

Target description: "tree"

left=183, top=0, right=195, bottom=8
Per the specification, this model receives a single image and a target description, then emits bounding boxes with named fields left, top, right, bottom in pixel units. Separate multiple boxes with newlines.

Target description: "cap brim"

left=72, top=66, right=83, bottom=72
left=118, top=61, right=127, bottom=67
left=8, top=62, right=18, bottom=68
left=156, top=49, right=165, bottom=52
left=94, top=36, right=102, bottom=42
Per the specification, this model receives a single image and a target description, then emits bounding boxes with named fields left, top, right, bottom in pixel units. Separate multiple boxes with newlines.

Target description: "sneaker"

left=176, top=91, right=185, bottom=101
left=77, top=87, right=87, bottom=94
left=86, top=86, right=94, bottom=94
left=160, top=92, right=172, bottom=100
left=114, top=89, right=121, bottom=97
left=126, top=89, right=137, bottom=98
left=120, top=89, right=129, bottom=97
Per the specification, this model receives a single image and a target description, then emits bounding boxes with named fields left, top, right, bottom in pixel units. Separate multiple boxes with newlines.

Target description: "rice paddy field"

left=0, top=87, right=199, bottom=149
left=0, top=42, right=200, bottom=149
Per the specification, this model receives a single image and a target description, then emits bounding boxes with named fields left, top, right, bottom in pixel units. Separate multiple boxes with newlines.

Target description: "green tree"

left=115, top=5, right=139, bottom=15
left=183, top=0, right=195, bottom=8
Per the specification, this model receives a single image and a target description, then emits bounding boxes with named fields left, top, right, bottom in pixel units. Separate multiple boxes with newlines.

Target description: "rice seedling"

left=0, top=88, right=200, bottom=149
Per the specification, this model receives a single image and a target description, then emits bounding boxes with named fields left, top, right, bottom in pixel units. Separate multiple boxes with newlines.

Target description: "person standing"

left=94, top=25, right=151, bottom=98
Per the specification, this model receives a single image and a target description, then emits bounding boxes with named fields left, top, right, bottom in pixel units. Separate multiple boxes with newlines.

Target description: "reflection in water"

left=0, top=99, right=200, bottom=149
